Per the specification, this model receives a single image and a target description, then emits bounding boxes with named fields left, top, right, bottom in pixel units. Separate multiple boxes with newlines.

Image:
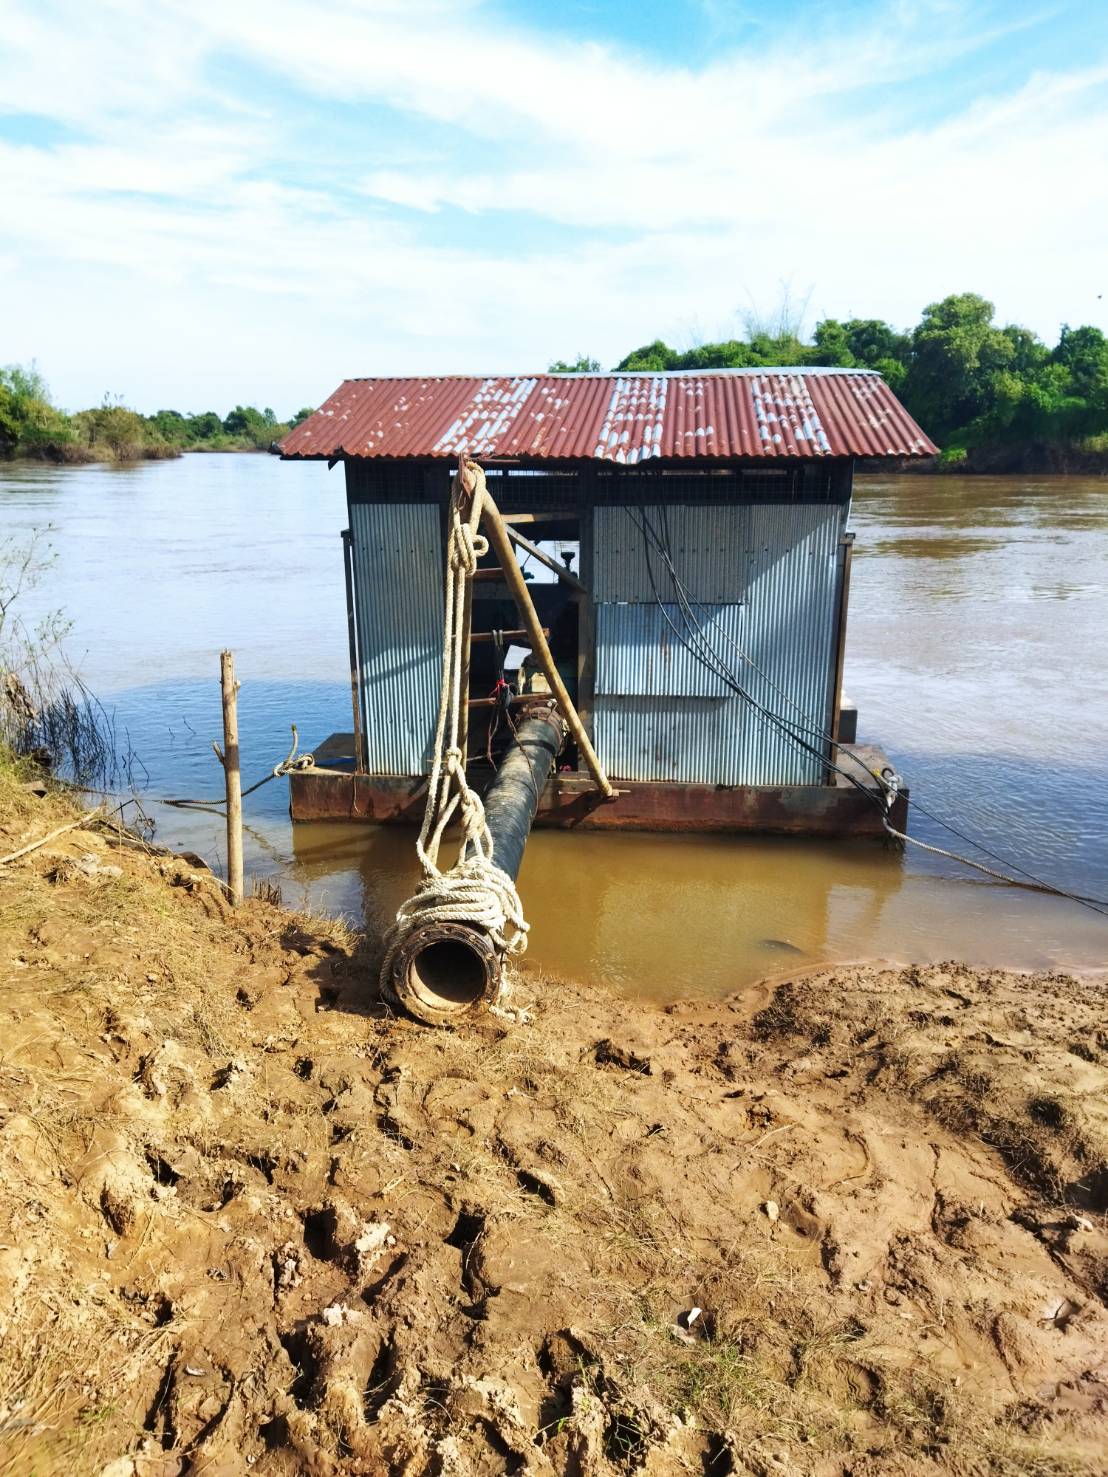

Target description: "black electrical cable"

left=895, top=791, right=1108, bottom=910
left=643, top=509, right=1108, bottom=909
left=639, top=506, right=1108, bottom=915
left=632, top=507, right=884, bottom=807
left=630, top=505, right=1108, bottom=919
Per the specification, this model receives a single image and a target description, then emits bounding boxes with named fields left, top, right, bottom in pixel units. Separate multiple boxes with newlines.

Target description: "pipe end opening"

left=389, top=923, right=501, bottom=1025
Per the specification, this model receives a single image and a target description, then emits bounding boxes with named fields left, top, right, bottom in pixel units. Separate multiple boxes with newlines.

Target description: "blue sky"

left=0, top=0, right=1105, bottom=414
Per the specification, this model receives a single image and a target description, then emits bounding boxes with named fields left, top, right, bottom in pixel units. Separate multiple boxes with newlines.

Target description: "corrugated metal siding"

left=592, top=696, right=750, bottom=785
left=592, top=503, right=844, bottom=785
left=595, top=603, right=744, bottom=698
left=733, top=503, right=843, bottom=785
left=594, top=504, right=749, bottom=602
left=280, top=370, right=938, bottom=463
left=349, top=503, right=443, bottom=775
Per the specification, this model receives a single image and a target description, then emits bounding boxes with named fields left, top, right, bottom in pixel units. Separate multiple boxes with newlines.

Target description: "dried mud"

left=0, top=783, right=1106, bottom=1476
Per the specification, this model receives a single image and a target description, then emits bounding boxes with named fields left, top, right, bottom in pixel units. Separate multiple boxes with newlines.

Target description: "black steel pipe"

left=387, top=706, right=565, bottom=1024
left=483, top=706, right=565, bottom=881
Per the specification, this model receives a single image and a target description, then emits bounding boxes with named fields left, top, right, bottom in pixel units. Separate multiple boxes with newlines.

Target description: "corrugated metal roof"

left=279, top=369, right=938, bottom=464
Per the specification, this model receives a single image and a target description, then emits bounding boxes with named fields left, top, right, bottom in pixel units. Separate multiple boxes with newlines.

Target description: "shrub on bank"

left=1, top=363, right=314, bottom=464
left=72, top=403, right=179, bottom=462
left=0, top=365, right=80, bottom=461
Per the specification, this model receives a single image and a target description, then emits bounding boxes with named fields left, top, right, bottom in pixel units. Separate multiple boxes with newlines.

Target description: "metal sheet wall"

left=349, top=503, right=443, bottom=776
left=592, top=504, right=845, bottom=785
left=595, top=603, right=744, bottom=698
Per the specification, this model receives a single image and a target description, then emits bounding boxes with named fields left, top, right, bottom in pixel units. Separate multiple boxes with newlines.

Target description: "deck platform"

left=290, top=735, right=907, bottom=838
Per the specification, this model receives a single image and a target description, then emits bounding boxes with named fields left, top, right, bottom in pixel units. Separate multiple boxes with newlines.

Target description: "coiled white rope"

left=380, top=460, right=528, bottom=1001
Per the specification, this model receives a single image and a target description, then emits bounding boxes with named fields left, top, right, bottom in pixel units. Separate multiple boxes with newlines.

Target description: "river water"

left=1, top=454, right=1105, bottom=997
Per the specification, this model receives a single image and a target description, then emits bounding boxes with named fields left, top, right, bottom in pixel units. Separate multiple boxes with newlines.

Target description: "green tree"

left=903, top=293, right=1015, bottom=441
left=615, top=340, right=678, bottom=372
left=222, top=404, right=267, bottom=438
left=811, top=320, right=856, bottom=366
left=1000, top=325, right=1049, bottom=377
left=548, top=356, right=601, bottom=373
left=73, top=397, right=176, bottom=461
left=678, top=339, right=762, bottom=369
left=186, top=411, right=223, bottom=440
left=843, top=319, right=910, bottom=367
left=147, top=409, right=188, bottom=442
left=0, top=364, right=75, bottom=458
left=1053, top=324, right=1108, bottom=401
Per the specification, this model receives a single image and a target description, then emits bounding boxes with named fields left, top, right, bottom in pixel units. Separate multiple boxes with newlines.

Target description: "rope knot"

left=450, top=523, right=488, bottom=575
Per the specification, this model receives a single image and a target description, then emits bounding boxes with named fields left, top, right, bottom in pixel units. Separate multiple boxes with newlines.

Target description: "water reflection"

left=284, top=817, right=1107, bottom=1000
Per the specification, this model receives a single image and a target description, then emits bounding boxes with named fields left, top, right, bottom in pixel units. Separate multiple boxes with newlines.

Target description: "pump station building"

left=279, top=369, right=936, bottom=835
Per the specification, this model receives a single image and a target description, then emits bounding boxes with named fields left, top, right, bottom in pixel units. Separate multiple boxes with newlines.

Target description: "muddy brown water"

left=1, top=455, right=1105, bottom=996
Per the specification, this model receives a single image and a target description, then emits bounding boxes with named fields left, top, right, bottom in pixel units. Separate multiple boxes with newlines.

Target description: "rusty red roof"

left=279, top=369, right=937, bottom=463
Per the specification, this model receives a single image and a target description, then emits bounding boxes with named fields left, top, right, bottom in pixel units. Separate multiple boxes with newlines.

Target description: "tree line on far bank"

left=552, top=292, right=1108, bottom=469
left=7, top=291, right=1108, bottom=470
left=0, top=366, right=313, bottom=464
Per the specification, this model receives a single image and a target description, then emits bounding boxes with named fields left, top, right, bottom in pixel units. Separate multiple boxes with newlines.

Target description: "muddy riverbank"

left=1, top=777, right=1105, bottom=1475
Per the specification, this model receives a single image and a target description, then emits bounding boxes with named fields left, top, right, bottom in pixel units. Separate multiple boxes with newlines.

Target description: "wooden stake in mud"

left=219, top=650, right=244, bottom=906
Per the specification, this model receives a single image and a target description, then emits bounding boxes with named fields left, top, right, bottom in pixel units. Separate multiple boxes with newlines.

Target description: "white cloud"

left=0, top=0, right=1105, bottom=411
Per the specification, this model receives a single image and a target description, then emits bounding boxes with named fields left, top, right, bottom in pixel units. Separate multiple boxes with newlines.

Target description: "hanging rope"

left=380, top=460, right=528, bottom=1002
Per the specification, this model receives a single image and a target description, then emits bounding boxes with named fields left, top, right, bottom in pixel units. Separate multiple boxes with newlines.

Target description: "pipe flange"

left=384, top=921, right=503, bottom=1027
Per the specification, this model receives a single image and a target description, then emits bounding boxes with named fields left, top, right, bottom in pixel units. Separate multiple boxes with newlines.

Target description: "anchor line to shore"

left=631, top=505, right=1108, bottom=919
left=136, top=726, right=317, bottom=814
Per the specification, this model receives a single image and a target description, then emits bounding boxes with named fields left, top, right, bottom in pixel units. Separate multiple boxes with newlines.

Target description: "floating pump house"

left=279, top=370, right=936, bottom=836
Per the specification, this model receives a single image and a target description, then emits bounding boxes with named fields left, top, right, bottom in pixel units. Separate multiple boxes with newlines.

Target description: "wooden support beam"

left=458, top=572, right=474, bottom=763
left=477, top=480, right=614, bottom=799
left=576, top=504, right=596, bottom=763
left=504, top=525, right=586, bottom=593
left=340, top=530, right=365, bottom=773
left=502, top=510, right=578, bottom=525
left=830, top=532, right=855, bottom=755
left=470, top=627, right=549, bottom=644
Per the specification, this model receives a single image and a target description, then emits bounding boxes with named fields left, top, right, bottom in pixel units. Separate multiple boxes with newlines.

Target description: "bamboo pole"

left=478, top=488, right=614, bottom=799
left=220, top=650, right=244, bottom=906
left=0, top=813, right=96, bottom=866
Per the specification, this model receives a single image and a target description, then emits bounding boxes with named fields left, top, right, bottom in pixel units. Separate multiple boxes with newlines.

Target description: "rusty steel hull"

left=288, top=753, right=907, bottom=839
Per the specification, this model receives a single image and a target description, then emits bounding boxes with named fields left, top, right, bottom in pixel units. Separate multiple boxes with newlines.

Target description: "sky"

left=0, top=0, right=1106, bottom=415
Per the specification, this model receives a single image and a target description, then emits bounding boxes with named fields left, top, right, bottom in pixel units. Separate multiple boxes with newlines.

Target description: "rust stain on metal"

left=289, top=765, right=906, bottom=839
left=279, top=370, right=938, bottom=464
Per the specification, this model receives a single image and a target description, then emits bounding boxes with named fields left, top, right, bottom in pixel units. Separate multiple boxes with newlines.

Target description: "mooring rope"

left=379, top=460, right=528, bottom=1002
left=875, top=770, right=1108, bottom=916
left=158, top=727, right=315, bottom=812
